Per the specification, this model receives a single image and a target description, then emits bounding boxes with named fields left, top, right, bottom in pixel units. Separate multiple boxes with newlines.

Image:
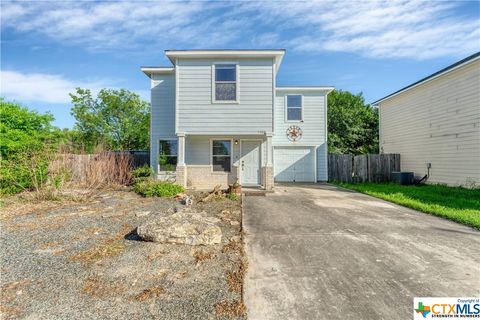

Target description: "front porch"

left=174, top=134, right=274, bottom=190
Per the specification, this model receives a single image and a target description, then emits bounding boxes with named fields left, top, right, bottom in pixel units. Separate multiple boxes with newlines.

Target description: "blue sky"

left=1, top=0, right=479, bottom=129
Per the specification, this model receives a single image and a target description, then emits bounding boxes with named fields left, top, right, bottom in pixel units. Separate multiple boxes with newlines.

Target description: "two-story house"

left=141, top=50, right=333, bottom=190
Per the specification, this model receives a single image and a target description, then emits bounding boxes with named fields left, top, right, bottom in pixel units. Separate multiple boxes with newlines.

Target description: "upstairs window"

left=211, top=140, right=231, bottom=172
left=214, top=64, right=237, bottom=102
left=159, top=140, right=177, bottom=172
left=287, top=95, right=303, bottom=121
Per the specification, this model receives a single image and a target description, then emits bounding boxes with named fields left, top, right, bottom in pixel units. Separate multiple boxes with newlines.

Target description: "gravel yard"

left=0, top=189, right=246, bottom=319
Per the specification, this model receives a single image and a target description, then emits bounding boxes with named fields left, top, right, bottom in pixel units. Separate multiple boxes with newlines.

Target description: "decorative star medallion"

left=286, top=125, right=303, bottom=142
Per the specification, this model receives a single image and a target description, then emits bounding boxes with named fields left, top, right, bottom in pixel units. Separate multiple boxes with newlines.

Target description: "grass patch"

left=133, top=180, right=184, bottom=197
left=334, top=182, right=480, bottom=229
left=71, top=241, right=125, bottom=263
left=226, top=192, right=239, bottom=201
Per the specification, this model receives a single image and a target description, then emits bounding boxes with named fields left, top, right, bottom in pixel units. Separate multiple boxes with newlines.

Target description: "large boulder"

left=137, top=209, right=222, bottom=245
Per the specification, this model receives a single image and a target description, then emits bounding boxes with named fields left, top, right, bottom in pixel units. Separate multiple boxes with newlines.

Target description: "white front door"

left=241, top=140, right=261, bottom=186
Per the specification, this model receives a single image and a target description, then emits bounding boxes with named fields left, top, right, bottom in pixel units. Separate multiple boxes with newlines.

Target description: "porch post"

left=178, top=134, right=185, bottom=166
left=266, top=135, right=273, bottom=167
left=176, top=133, right=186, bottom=187
left=264, top=134, right=274, bottom=190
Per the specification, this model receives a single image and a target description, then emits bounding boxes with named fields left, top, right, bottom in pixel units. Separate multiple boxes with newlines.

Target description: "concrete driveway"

left=243, top=184, right=480, bottom=320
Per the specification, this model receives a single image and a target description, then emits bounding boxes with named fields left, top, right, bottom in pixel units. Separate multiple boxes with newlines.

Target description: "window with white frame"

left=159, top=140, right=177, bottom=171
left=287, top=95, right=302, bottom=121
left=214, top=64, right=237, bottom=101
left=211, top=140, right=231, bottom=172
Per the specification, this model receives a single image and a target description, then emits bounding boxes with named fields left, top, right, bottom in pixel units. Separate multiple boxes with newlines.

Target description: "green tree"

left=0, top=99, right=63, bottom=194
left=70, top=88, right=150, bottom=152
left=0, top=99, right=61, bottom=159
left=328, top=90, right=379, bottom=154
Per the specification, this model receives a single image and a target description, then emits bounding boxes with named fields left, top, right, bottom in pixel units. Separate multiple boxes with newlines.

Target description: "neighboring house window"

left=211, top=140, right=231, bottom=172
left=159, top=140, right=177, bottom=171
left=214, top=64, right=237, bottom=101
left=287, top=95, right=303, bottom=121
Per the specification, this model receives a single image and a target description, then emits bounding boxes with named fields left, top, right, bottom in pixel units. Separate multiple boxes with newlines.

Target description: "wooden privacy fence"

left=51, top=151, right=150, bottom=185
left=328, top=153, right=400, bottom=183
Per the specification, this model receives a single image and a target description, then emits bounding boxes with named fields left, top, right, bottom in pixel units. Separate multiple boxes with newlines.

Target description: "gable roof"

left=165, top=49, right=286, bottom=72
left=373, top=51, right=480, bottom=105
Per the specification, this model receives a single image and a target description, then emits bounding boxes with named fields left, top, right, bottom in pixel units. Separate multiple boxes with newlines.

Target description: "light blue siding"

left=150, top=73, right=175, bottom=173
left=316, top=143, right=328, bottom=181
left=273, top=91, right=327, bottom=145
left=185, top=135, right=267, bottom=167
left=273, top=90, right=328, bottom=181
left=177, top=58, right=274, bottom=134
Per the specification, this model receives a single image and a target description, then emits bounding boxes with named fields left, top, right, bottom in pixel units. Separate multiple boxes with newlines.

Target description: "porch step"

left=241, top=187, right=274, bottom=196
left=242, top=191, right=268, bottom=196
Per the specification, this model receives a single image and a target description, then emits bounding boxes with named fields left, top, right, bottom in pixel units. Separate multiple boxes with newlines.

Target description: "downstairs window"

left=159, top=140, right=177, bottom=172
left=211, top=140, right=231, bottom=172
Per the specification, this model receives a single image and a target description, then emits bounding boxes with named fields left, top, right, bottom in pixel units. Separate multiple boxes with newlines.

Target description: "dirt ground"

left=0, top=188, right=246, bottom=319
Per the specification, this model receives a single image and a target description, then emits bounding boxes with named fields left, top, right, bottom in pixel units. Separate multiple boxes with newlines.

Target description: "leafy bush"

left=0, top=100, right=65, bottom=195
left=133, top=180, right=184, bottom=197
left=132, top=166, right=153, bottom=179
left=0, top=99, right=62, bottom=159
left=0, top=147, right=52, bottom=195
left=226, top=192, right=239, bottom=201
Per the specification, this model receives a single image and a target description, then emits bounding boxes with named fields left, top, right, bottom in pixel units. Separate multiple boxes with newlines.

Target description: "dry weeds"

left=40, top=241, right=64, bottom=249
left=215, top=300, right=247, bottom=317
left=146, top=250, right=169, bottom=262
left=226, top=258, right=248, bottom=294
left=134, top=286, right=165, bottom=301
left=222, top=239, right=243, bottom=254
left=82, top=277, right=124, bottom=298
left=70, top=241, right=125, bottom=263
left=192, top=249, right=216, bottom=265
left=0, top=304, right=23, bottom=319
left=1, top=280, right=31, bottom=303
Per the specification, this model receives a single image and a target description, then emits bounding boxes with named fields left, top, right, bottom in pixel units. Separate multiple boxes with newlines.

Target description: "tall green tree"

left=70, top=88, right=150, bottom=152
left=0, top=99, right=62, bottom=159
left=0, top=99, right=64, bottom=194
left=328, top=90, right=378, bottom=154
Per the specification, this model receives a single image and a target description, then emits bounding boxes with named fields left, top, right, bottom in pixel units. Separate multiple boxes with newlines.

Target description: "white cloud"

left=0, top=70, right=107, bottom=103
left=243, top=1, right=480, bottom=59
left=1, top=1, right=478, bottom=59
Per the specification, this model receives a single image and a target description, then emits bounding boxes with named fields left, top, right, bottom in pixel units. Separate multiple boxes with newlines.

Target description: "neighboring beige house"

left=374, top=52, right=480, bottom=187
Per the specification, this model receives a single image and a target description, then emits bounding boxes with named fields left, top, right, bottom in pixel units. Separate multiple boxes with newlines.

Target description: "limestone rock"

left=135, top=211, right=151, bottom=217
left=137, top=209, right=222, bottom=245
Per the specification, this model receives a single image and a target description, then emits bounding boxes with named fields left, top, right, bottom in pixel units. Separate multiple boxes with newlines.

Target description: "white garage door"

left=274, top=147, right=316, bottom=182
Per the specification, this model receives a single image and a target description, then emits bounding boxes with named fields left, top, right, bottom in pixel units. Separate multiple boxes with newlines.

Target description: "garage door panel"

left=274, top=147, right=315, bottom=182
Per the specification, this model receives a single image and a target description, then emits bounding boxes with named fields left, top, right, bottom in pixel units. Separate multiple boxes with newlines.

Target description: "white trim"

left=165, top=50, right=285, bottom=71
left=323, top=93, right=329, bottom=181
left=273, top=143, right=320, bottom=147
left=314, top=146, right=318, bottom=182
left=149, top=77, right=154, bottom=173
left=210, top=138, right=234, bottom=173
left=285, top=94, right=304, bottom=122
left=276, top=87, right=334, bottom=92
left=272, top=59, right=276, bottom=134
left=239, top=139, right=262, bottom=186
left=175, top=59, right=179, bottom=134
left=141, top=67, right=175, bottom=78
left=211, top=62, right=240, bottom=104
left=184, top=131, right=267, bottom=136
left=374, top=54, right=480, bottom=105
